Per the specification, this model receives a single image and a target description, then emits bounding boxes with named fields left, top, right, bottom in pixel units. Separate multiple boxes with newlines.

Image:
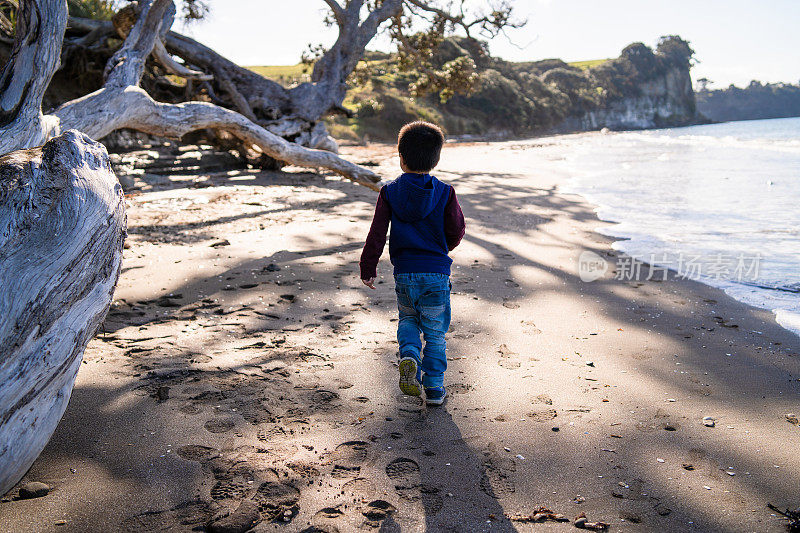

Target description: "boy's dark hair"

left=397, top=121, right=444, bottom=172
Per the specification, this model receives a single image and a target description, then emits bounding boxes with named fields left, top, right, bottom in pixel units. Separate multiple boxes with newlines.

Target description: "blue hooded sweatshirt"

left=383, top=173, right=452, bottom=275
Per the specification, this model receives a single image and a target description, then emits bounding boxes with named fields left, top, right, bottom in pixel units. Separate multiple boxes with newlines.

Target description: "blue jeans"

left=394, top=273, right=451, bottom=388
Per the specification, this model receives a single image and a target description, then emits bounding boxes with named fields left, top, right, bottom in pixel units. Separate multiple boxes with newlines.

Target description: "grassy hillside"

left=246, top=64, right=311, bottom=85
left=568, top=59, right=610, bottom=70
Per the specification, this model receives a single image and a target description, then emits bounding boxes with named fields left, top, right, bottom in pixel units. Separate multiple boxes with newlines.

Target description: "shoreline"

left=1, top=139, right=799, bottom=532
left=560, top=180, right=800, bottom=339
left=546, top=119, right=800, bottom=340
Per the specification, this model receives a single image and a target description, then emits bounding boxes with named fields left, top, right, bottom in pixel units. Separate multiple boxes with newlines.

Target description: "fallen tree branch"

left=151, top=39, right=212, bottom=80
left=53, top=88, right=380, bottom=189
left=218, top=73, right=257, bottom=121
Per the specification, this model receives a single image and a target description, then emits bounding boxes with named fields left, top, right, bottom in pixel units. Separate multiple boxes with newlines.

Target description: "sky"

left=177, top=0, right=800, bottom=89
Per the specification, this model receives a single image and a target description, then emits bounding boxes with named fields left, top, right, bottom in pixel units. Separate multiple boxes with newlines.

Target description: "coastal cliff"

left=329, top=36, right=700, bottom=141
left=557, top=66, right=696, bottom=132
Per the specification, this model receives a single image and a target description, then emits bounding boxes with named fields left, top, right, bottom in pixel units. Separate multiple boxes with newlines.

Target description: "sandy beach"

left=1, top=137, right=799, bottom=532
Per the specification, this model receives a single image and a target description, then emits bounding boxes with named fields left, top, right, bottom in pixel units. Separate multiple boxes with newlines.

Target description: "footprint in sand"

left=448, top=383, right=473, bottom=394
left=385, top=458, right=421, bottom=490
left=527, top=409, right=557, bottom=422
left=333, top=378, right=354, bottom=390
left=255, top=425, right=300, bottom=455
left=210, top=479, right=249, bottom=501
left=237, top=402, right=274, bottom=425
left=121, top=501, right=212, bottom=532
left=341, top=477, right=377, bottom=498
left=257, top=424, right=287, bottom=442
left=305, top=508, right=345, bottom=533
left=286, top=461, right=321, bottom=480
left=253, top=481, right=301, bottom=522
left=314, top=507, right=344, bottom=520
left=204, top=417, right=236, bottom=433
left=480, top=451, right=516, bottom=498
left=176, top=444, right=220, bottom=462
left=404, top=417, right=431, bottom=433
left=398, top=480, right=444, bottom=514
left=330, top=441, right=370, bottom=478
left=179, top=403, right=202, bottom=415
left=418, top=485, right=444, bottom=515
left=521, top=320, right=542, bottom=334
left=362, top=500, right=397, bottom=525
left=498, top=359, right=521, bottom=369
left=283, top=418, right=312, bottom=436
left=497, top=344, right=522, bottom=369
left=311, top=389, right=340, bottom=404
left=531, top=394, right=553, bottom=405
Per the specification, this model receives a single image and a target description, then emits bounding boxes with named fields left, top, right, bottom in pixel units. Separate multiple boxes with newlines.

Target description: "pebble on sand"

left=702, top=416, right=716, bottom=427
left=19, top=482, right=50, bottom=499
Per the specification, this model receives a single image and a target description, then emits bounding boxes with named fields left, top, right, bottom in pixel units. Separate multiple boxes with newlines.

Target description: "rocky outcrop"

left=563, top=66, right=697, bottom=131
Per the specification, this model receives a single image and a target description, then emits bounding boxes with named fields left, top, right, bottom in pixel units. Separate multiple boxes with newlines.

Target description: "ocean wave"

left=624, top=131, right=800, bottom=154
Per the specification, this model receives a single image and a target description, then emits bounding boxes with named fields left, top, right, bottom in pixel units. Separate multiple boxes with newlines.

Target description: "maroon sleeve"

left=359, top=188, right=391, bottom=280
left=444, top=187, right=466, bottom=251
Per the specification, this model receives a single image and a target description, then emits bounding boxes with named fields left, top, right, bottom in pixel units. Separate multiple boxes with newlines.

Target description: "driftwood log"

left=0, top=130, right=126, bottom=496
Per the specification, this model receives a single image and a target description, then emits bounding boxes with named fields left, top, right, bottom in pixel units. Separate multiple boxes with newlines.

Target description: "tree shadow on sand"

left=3, top=160, right=800, bottom=532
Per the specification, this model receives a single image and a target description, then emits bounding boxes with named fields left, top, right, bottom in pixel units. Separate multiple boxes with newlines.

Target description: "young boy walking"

left=359, top=121, right=465, bottom=405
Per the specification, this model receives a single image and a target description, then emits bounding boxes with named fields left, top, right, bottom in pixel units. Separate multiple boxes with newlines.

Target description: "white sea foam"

left=623, top=131, right=800, bottom=154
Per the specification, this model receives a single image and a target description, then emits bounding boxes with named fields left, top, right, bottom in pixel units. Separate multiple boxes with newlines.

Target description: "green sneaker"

left=398, top=357, right=421, bottom=397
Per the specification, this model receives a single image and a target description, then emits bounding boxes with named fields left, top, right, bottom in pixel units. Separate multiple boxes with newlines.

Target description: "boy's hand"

left=362, top=277, right=376, bottom=290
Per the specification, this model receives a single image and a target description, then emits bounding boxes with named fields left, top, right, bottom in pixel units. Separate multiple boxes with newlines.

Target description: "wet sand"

left=1, top=138, right=799, bottom=532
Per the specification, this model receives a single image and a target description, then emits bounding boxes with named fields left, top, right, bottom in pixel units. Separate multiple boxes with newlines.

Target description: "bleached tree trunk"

left=0, top=0, right=65, bottom=148
left=0, top=1, right=123, bottom=496
left=0, top=129, right=126, bottom=496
